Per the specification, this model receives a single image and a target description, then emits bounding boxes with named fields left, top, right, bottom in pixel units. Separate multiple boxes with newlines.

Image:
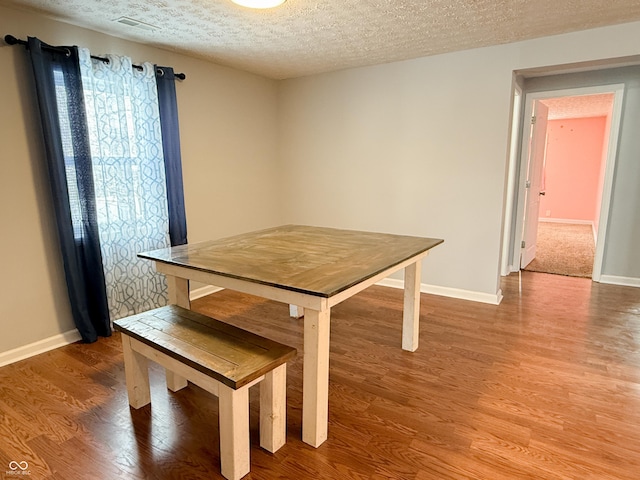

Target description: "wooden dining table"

left=139, top=224, right=443, bottom=448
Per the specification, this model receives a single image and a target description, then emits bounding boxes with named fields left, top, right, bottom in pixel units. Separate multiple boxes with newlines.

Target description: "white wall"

left=0, top=5, right=281, bottom=356
left=278, top=50, right=511, bottom=298
left=277, top=21, right=640, bottom=298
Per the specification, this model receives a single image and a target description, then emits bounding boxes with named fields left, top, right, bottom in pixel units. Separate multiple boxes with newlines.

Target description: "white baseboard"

left=377, top=278, right=503, bottom=305
left=539, top=218, right=594, bottom=225
left=190, top=285, right=224, bottom=300
left=598, top=275, right=640, bottom=288
left=0, top=329, right=82, bottom=368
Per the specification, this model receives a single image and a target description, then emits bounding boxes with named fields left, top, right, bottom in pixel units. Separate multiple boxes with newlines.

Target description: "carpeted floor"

left=523, top=222, right=595, bottom=278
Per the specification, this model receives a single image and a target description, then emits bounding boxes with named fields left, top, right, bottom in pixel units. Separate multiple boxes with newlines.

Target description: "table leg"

left=302, top=307, right=330, bottom=448
left=289, top=305, right=304, bottom=318
left=165, top=274, right=190, bottom=391
left=167, top=275, right=191, bottom=309
left=402, top=260, right=422, bottom=352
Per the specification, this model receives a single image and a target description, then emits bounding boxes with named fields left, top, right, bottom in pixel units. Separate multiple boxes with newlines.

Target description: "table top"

left=139, top=225, right=443, bottom=298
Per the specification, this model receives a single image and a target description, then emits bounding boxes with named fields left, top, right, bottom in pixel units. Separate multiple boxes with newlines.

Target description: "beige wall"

left=277, top=21, right=640, bottom=297
left=0, top=5, right=281, bottom=354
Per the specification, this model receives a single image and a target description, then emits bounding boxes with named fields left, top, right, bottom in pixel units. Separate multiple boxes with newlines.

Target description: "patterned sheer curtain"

left=78, top=49, right=169, bottom=320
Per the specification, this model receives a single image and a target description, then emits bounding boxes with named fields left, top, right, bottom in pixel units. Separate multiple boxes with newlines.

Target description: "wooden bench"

left=113, top=305, right=296, bottom=480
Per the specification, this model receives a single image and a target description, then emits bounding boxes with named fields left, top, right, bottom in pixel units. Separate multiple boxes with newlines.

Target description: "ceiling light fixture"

left=231, top=0, right=286, bottom=8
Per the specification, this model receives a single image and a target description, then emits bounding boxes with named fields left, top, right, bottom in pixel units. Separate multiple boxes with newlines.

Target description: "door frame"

left=502, top=83, right=625, bottom=281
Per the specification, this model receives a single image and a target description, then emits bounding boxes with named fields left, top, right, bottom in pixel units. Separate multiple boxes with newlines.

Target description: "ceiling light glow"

left=231, top=0, right=286, bottom=8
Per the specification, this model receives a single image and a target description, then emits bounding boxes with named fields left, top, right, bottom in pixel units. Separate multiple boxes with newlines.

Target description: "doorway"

left=503, top=84, right=625, bottom=282
left=524, top=93, right=613, bottom=278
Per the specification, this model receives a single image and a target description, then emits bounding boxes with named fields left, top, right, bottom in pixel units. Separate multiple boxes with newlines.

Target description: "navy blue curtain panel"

left=156, top=66, right=188, bottom=246
left=27, top=37, right=111, bottom=343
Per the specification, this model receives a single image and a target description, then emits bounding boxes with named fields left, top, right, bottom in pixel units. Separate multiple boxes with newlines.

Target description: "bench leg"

left=121, top=335, right=151, bottom=409
left=218, top=385, right=250, bottom=480
left=165, top=371, right=188, bottom=392
left=260, top=364, right=287, bottom=453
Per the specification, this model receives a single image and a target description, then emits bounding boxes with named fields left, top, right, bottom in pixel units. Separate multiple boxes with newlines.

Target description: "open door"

left=520, top=100, right=549, bottom=268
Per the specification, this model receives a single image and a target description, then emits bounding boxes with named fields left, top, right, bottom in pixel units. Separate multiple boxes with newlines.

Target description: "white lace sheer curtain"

left=78, top=48, right=170, bottom=320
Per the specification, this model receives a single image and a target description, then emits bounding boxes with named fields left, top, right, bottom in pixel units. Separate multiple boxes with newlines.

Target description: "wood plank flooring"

left=1, top=271, right=639, bottom=479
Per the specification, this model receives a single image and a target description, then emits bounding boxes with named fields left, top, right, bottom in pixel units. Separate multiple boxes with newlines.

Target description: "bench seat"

left=114, top=305, right=296, bottom=480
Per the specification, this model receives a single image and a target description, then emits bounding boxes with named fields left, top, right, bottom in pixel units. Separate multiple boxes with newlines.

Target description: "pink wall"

left=539, top=116, right=608, bottom=223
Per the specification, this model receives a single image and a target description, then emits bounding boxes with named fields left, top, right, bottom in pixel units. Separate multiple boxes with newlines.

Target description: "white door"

left=521, top=100, right=549, bottom=268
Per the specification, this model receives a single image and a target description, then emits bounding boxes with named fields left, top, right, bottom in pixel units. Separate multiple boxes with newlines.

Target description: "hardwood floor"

left=1, top=272, right=639, bottom=479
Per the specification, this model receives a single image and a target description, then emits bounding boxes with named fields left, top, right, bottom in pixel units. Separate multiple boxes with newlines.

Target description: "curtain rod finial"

left=4, top=34, right=19, bottom=45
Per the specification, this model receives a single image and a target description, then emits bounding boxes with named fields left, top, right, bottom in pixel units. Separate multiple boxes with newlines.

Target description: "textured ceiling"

left=3, top=0, right=640, bottom=79
left=543, top=94, right=614, bottom=120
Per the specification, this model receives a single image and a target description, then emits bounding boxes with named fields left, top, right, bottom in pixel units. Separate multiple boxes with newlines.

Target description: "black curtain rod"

left=4, top=34, right=186, bottom=80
